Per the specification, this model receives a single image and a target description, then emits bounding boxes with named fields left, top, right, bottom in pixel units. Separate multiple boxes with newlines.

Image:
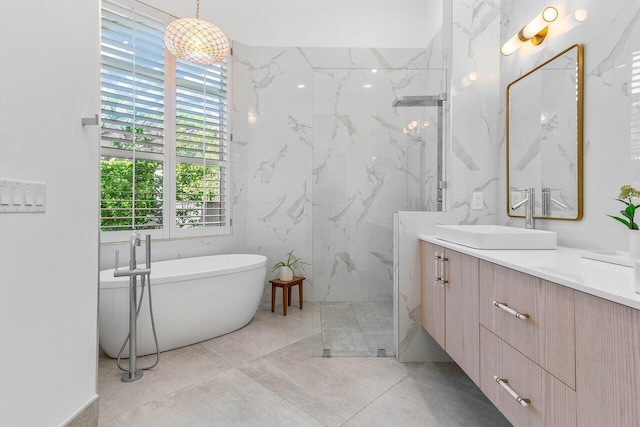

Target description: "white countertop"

left=419, top=235, right=640, bottom=311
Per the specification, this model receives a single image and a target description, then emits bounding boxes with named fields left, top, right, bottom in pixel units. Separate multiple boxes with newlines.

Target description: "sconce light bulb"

left=542, top=7, right=558, bottom=22
left=521, top=7, right=557, bottom=39
left=468, top=72, right=478, bottom=81
left=574, top=8, right=588, bottom=22
left=501, top=34, right=523, bottom=56
left=408, top=120, right=418, bottom=130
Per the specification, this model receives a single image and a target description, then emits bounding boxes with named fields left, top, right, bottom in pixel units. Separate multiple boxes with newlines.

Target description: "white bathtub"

left=99, top=254, right=267, bottom=358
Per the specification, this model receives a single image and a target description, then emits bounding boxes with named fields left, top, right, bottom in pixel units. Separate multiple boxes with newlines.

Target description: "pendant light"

left=164, top=0, right=230, bottom=65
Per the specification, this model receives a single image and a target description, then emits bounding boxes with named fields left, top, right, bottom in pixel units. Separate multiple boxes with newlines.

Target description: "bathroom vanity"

left=419, top=236, right=640, bottom=427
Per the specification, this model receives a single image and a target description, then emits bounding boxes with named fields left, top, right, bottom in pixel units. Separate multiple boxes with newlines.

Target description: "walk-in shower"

left=311, top=65, right=447, bottom=357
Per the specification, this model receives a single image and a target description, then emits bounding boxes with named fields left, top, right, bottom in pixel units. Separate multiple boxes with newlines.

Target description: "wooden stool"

left=269, top=276, right=304, bottom=316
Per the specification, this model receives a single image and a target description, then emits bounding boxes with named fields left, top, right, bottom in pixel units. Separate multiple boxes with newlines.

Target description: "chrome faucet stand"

left=114, top=233, right=151, bottom=382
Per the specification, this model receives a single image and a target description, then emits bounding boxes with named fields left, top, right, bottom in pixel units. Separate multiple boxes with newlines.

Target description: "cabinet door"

left=420, top=241, right=445, bottom=348
left=445, top=248, right=479, bottom=385
left=576, top=292, right=640, bottom=426
left=480, top=326, right=576, bottom=427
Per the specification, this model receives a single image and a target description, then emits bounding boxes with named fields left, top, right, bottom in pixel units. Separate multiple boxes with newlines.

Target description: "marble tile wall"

left=450, top=0, right=501, bottom=225
left=499, top=0, right=640, bottom=250
left=312, top=68, right=445, bottom=302
left=395, top=0, right=501, bottom=362
left=232, top=43, right=449, bottom=303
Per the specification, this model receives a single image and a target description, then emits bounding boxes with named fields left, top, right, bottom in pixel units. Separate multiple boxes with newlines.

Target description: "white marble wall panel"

left=234, top=46, right=316, bottom=299
left=312, top=68, right=446, bottom=302
left=499, top=0, right=640, bottom=250
left=393, top=0, right=501, bottom=363
left=449, top=0, right=501, bottom=225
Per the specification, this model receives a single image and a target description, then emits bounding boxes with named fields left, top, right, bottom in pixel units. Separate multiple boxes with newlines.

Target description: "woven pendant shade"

left=164, top=1, right=229, bottom=65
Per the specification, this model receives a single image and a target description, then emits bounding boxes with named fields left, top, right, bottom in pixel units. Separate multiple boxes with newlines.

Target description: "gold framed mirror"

left=506, top=44, right=583, bottom=220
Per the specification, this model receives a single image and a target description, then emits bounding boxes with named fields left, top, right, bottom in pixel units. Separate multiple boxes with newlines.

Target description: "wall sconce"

left=501, top=7, right=558, bottom=56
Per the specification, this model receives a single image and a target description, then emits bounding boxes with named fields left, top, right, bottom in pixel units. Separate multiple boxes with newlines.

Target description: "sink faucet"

left=511, top=187, right=535, bottom=229
left=541, top=187, right=568, bottom=217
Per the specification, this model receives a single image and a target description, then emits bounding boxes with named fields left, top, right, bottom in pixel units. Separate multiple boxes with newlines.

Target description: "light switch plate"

left=0, top=186, right=10, bottom=205
left=0, top=179, right=45, bottom=213
left=472, top=192, right=483, bottom=210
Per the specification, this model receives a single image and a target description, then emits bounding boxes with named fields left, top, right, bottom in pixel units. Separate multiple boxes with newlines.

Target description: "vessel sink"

left=434, top=225, right=557, bottom=250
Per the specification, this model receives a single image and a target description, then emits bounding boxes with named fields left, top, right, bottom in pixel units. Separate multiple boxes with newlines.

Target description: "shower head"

left=392, top=94, right=446, bottom=107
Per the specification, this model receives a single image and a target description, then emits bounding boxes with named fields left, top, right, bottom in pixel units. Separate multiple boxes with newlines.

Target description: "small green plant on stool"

left=272, top=250, right=300, bottom=281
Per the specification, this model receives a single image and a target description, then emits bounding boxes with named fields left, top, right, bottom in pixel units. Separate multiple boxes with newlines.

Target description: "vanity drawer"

left=479, top=261, right=575, bottom=389
left=480, top=326, right=576, bottom=427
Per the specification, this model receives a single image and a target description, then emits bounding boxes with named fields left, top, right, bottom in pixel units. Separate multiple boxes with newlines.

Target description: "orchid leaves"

left=609, top=186, right=640, bottom=230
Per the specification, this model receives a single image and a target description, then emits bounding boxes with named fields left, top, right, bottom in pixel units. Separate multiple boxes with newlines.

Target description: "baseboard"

left=62, top=395, right=99, bottom=427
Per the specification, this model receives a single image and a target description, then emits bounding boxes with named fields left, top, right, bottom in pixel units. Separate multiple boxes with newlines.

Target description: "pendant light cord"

left=196, top=0, right=200, bottom=19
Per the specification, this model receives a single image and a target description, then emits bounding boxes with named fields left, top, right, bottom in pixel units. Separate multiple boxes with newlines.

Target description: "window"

left=100, top=0, right=230, bottom=242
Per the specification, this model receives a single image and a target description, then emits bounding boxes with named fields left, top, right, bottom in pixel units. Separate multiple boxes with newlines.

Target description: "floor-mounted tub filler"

left=108, top=233, right=159, bottom=382
left=99, top=252, right=267, bottom=364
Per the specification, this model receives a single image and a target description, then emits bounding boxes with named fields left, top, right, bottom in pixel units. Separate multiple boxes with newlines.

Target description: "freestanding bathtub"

left=99, top=254, right=267, bottom=358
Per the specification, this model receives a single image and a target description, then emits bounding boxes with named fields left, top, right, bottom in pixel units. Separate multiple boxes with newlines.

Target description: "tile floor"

left=98, top=301, right=511, bottom=426
left=317, top=301, right=394, bottom=357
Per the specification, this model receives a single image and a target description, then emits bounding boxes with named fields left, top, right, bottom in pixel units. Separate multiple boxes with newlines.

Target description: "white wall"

left=499, top=0, right=640, bottom=250
left=0, top=1, right=100, bottom=425
left=143, top=0, right=443, bottom=48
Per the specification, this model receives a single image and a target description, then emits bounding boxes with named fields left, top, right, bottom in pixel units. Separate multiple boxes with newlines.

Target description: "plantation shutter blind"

left=175, top=59, right=228, bottom=228
left=100, top=0, right=165, bottom=232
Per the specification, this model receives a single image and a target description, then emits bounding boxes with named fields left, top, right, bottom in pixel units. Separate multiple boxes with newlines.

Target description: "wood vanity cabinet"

left=419, top=239, right=640, bottom=426
left=420, top=241, right=479, bottom=385
left=420, top=242, right=445, bottom=348
left=575, top=292, right=640, bottom=426
left=479, top=261, right=575, bottom=389
left=478, top=261, right=576, bottom=426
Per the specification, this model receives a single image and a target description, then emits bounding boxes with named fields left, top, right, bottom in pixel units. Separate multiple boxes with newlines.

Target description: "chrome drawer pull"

left=434, top=253, right=448, bottom=287
left=494, top=376, right=530, bottom=407
left=493, top=301, right=529, bottom=320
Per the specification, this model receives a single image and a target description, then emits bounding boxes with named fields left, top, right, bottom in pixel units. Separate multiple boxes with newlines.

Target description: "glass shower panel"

left=311, top=68, right=445, bottom=357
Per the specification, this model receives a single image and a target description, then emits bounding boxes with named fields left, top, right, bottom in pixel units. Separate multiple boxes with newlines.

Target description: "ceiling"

left=142, top=0, right=443, bottom=48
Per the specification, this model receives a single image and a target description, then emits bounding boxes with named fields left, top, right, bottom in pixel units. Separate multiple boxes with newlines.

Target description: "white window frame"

left=100, top=0, right=231, bottom=243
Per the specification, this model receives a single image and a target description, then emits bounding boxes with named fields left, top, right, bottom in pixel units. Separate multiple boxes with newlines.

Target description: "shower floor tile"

left=318, top=301, right=394, bottom=357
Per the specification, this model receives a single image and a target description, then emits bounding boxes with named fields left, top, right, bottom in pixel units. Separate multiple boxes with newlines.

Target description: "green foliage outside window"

left=100, top=126, right=222, bottom=231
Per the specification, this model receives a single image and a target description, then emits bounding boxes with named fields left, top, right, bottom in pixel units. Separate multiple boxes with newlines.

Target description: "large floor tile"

left=239, top=335, right=415, bottom=426
left=98, top=343, right=231, bottom=424
left=200, top=303, right=320, bottom=367
left=343, top=363, right=511, bottom=427
left=100, top=369, right=324, bottom=427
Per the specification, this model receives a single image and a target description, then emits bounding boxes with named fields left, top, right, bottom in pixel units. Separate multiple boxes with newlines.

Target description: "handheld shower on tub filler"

left=113, top=233, right=160, bottom=382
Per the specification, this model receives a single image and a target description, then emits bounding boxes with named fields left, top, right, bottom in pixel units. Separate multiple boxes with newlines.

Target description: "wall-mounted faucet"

left=511, top=187, right=535, bottom=229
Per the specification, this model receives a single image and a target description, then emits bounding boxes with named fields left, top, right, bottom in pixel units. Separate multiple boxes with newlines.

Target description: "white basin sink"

left=434, top=225, right=557, bottom=250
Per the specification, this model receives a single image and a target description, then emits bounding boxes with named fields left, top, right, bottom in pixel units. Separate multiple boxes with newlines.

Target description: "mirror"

left=507, top=44, right=583, bottom=220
